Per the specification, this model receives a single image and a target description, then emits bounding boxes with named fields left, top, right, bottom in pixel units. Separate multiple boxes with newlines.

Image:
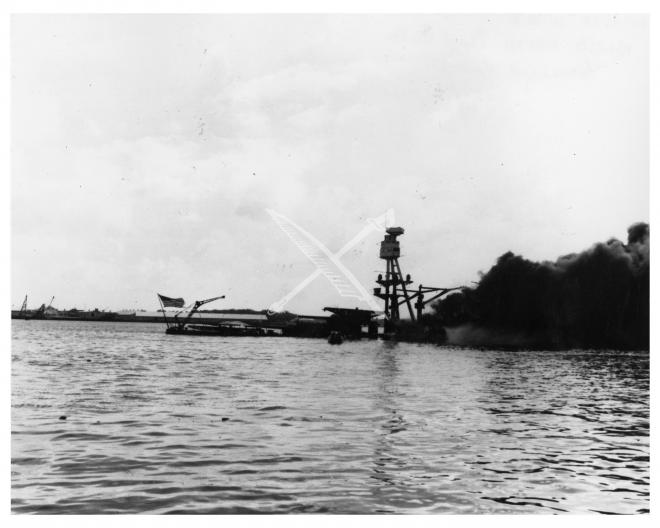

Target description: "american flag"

left=157, top=294, right=185, bottom=308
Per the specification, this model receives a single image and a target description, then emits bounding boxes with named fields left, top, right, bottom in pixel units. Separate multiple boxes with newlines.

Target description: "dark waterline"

left=11, top=320, right=649, bottom=514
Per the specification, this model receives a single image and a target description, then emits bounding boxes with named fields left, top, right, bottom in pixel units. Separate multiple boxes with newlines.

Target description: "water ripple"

left=11, top=320, right=649, bottom=514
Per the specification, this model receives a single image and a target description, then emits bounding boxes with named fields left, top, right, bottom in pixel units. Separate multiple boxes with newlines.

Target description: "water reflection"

left=371, top=345, right=402, bottom=478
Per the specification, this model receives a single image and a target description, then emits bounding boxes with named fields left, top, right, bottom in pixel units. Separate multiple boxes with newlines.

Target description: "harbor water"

left=11, top=320, right=649, bottom=514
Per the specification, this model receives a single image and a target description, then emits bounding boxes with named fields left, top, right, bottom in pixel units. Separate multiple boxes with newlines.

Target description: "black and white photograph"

left=7, top=4, right=653, bottom=517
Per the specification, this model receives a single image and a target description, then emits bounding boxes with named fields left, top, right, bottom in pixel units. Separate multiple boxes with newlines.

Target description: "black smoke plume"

left=433, top=223, right=649, bottom=350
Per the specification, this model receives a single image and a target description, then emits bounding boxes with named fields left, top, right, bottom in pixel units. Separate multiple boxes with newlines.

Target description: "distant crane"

left=19, top=295, right=28, bottom=317
left=31, top=296, right=55, bottom=320
left=171, top=295, right=226, bottom=330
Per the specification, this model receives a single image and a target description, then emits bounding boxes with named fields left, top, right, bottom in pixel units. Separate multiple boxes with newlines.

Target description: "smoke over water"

left=434, top=223, right=649, bottom=350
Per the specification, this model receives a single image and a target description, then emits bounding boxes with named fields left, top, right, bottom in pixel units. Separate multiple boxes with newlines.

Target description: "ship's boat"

left=328, top=331, right=343, bottom=345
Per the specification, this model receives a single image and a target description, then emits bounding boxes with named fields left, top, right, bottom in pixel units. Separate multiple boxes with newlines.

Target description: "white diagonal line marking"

left=267, top=209, right=394, bottom=313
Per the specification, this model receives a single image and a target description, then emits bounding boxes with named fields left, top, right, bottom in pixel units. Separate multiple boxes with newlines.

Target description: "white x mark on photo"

left=266, top=209, right=395, bottom=313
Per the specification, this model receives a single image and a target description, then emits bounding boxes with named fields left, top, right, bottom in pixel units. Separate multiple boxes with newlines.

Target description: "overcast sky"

left=11, top=14, right=648, bottom=314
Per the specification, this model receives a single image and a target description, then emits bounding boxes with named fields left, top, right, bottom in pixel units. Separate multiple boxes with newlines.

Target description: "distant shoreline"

left=10, top=311, right=304, bottom=328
